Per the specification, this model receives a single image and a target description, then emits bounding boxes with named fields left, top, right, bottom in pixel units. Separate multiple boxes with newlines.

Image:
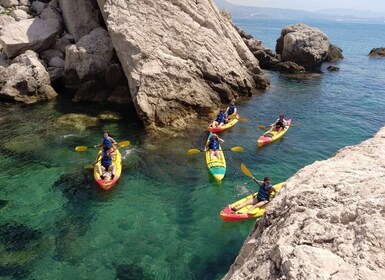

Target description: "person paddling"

left=95, top=131, right=117, bottom=148
left=230, top=176, right=277, bottom=214
left=205, top=133, right=224, bottom=161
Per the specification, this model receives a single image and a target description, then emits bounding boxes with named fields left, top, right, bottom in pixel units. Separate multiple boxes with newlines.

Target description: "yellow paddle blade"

left=230, top=146, right=244, bottom=152
left=258, top=125, right=266, bottom=130
left=84, top=164, right=93, bottom=169
left=241, top=163, right=252, bottom=177
left=238, top=117, right=248, bottom=122
left=75, top=146, right=88, bottom=152
left=118, top=140, right=130, bottom=147
left=187, top=149, right=202, bottom=155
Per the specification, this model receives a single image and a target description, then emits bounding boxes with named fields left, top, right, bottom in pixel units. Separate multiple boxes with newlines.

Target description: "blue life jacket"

left=216, top=113, right=226, bottom=124
left=103, top=137, right=112, bottom=147
left=227, top=105, right=236, bottom=116
left=208, top=139, right=220, bottom=150
left=257, top=182, right=272, bottom=201
left=101, top=150, right=112, bottom=166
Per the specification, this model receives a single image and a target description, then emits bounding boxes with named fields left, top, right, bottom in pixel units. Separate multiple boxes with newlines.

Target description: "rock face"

left=0, top=50, right=57, bottom=103
left=97, top=0, right=268, bottom=130
left=368, top=48, right=385, bottom=57
left=224, top=126, right=385, bottom=280
left=276, top=24, right=342, bottom=69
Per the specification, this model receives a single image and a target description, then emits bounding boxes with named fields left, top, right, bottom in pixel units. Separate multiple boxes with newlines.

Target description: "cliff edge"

left=224, top=127, right=385, bottom=280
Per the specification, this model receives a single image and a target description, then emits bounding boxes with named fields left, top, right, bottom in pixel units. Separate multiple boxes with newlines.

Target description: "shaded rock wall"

left=225, top=126, right=385, bottom=280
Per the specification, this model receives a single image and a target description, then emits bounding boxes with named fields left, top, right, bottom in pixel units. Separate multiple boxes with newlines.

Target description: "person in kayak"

left=230, top=176, right=278, bottom=213
left=225, top=101, right=237, bottom=118
left=95, top=131, right=117, bottom=148
left=210, top=108, right=228, bottom=128
left=94, top=145, right=117, bottom=180
left=270, top=114, right=288, bottom=132
left=205, top=133, right=224, bottom=160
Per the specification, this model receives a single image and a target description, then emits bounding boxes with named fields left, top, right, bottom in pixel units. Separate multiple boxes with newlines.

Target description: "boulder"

left=0, top=50, right=57, bottom=103
left=0, top=0, right=18, bottom=8
left=368, top=47, right=385, bottom=57
left=9, top=9, right=30, bottom=21
left=59, top=0, right=101, bottom=42
left=97, top=0, right=268, bottom=130
left=0, top=18, right=61, bottom=58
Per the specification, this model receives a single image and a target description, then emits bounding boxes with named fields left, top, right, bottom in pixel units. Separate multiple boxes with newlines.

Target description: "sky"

left=225, top=0, right=385, bottom=13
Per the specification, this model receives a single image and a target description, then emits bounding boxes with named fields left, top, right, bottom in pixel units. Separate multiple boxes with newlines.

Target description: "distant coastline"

left=215, top=0, right=385, bottom=23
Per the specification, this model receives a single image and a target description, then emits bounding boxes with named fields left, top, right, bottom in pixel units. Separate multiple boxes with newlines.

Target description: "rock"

left=0, top=18, right=61, bottom=58
left=97, top=0, right=267, bottom=130
left=48, top=56, right=64, bottom=67
left=31, top=0, right=48, bottom=15
left=0, top=50, right=58, bottom=103
left=40, top=49, right=64, bottom=64
left=64, top=27, right=114, bottom=89
left=9, top=9, right=30, bottom=21
left=325, top=44, right=344, bottom=62
left=368, top=47, right=385, bottom=57
left=59, top=0, right=101, bottom=42
left=0, top=14, right=16, bottom=31
left=327, top=65, right=340, bottom=72
left=0, top=0, right=18, bottom=8
left=275, top=24, right=343, bottom=70
left=52, top=113, right=99, bottom=131
left=224, top=126, right=385, bottom=279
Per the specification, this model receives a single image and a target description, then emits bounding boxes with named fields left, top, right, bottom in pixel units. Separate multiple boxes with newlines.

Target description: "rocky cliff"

left=97, top=0, right=267, bottom=130
left=224, top=127, right=385, bottom=280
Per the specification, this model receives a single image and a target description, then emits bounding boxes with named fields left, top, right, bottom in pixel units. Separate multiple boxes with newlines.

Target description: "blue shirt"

left=257, top=182, right=272, bottom=201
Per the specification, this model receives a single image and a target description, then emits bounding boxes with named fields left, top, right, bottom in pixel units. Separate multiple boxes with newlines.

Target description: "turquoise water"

left=1, top=19, right=385, bottom=279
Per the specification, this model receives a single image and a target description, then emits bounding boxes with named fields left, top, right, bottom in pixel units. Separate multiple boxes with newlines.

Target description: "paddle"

left=258, top=124, right=301, bottom=130
left=75, top=140, right=130, bottom=152
left=83, top=141, right=130, bottom=169
left=240, top=163, right=254, bottom=178
left=187, top=146, right=244, bottom=155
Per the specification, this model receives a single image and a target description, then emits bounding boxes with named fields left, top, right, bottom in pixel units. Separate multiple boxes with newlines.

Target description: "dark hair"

left=103, top=146, right=111, bottom=150
left=103, top=130, right=109, bottom=135
left=263, top=176, right=271, bottom=182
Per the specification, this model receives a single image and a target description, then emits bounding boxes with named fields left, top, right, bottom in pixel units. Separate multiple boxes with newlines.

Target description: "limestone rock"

left=0, top=17, right=61, bottom=58
left=97, top=0, right=267, bottom=130
left=224, top=127, right=385, bottom=279
left=0, top=50, right=58, bottom=103
left=368, top=47, right=385, bottom=57
left=276, top=24, right=340, bottom=69
left=59, top=0, right=101, bottom=42
left=9, top=9, right=30, bottom=21
left=64, top=27, right=114, bottom=89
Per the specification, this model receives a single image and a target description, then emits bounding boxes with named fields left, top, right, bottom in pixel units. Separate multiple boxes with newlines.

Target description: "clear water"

left=0, top=19, right=384, bottom=279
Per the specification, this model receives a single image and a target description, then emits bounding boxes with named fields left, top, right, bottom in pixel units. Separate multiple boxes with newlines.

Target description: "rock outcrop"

left=276, top=24, right=343, bottom=69
left=368, top=48, right=385, bottom=57
left=0, top=50, right=57, bottom=103
left=224, top=127, right=385, bottom=280
left=97, top=0, right=268, bottom=130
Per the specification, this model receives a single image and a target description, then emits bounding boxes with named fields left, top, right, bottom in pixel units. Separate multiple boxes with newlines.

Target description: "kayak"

left=205, top=132, right=226, bottom=182
left=208, top=113, right=239, bottom=133
left=219, top=182, right=285, bottom=222
left=257, top=119, right=292, bottom=147
left=93, top=148, right=122, bottom=190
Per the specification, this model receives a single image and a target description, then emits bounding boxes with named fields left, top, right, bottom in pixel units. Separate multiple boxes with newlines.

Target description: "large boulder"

left=96, top=0, right=268, bottom=130
left=59, top=0, right=101, bottom=42
left=276, top=24, right=334, bottom=69
left=0, top=50, right=57, bottom=103
left=368, top=47, right=385, bottom=57
left=224, top=126, right=385, bottom=280
left=0, top=17, right=61, bottom=58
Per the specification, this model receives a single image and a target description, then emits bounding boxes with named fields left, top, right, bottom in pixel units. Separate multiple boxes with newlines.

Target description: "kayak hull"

left=220, top=182, right=285, bottom=221
left=208, top=114, right=239, bottom=133
left=257, top=119, right=291, bottom=147
left=93, top=148, right=122, bottom=190
left=205, top=132, right=226, bottom=182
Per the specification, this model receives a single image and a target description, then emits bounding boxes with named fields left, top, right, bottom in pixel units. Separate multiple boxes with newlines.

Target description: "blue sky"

left=225, top=0, right=385, bottom=13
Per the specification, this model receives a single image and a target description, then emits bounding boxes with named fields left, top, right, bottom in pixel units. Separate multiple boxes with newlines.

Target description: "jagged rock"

left=108, top=86, right=132, bottom=104
left=52, top=113, right=99, bottom=131
left=48, top=56, right=64, bottom=67
left=0, top=17, right=61, bottom=58
left=0, top=50, right=57, bottom=103
left=97, top=0, right=268, bottom=130
left=325, top=44, right=344, bottom=62
left=59, top=0, right=101, bottom=42
left=0, top=14, right=16, bottom=31
left=40, top=49, right=64, bottom=64
left=51, top=34, right=74, bottom=53
left=0, top=0, right=18, bottom=8
left=224, top=127, right=385, bottom=280
left=64, top=27, right=114, bottom=89
left=368, top=47, right=385, bottom=57
left=327, top=65, right=340, bottom=72
left=276, top=24, right=341, bottom=69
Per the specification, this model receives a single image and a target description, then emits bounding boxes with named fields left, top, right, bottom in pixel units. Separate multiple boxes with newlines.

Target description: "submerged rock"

left=0, top=223, right=42, bottom=252
left=225, top=126, right=385, bottom=279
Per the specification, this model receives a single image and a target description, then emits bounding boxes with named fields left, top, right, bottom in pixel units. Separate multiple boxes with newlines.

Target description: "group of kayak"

left=202, top=108, right=292, bottom=222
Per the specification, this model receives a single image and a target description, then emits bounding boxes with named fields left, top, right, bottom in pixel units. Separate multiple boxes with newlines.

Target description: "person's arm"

left=218, top=137, right=224, bottom=143
left=109, top=137, right=118, bottom=145
left=251, top=176, right=263, bottom=186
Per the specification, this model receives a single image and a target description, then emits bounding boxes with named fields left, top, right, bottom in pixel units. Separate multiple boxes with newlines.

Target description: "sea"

left=0, top=18, right=384, bottom=280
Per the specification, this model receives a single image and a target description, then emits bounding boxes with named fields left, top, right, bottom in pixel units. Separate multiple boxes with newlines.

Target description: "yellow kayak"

left=220, top=182, right=285, bottom=221
left=257, top=119, right=291, bottom=147
left=93, top=148, right=122, bottom=190
left=205, top=132, right=226, bottom=182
